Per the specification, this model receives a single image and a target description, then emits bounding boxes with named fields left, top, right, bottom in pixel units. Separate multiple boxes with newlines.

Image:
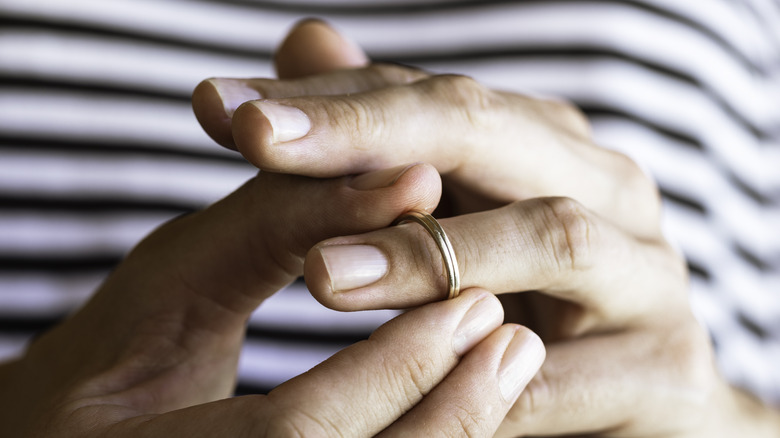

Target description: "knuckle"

left=612, top=152, right=663, bottom=224
left=550, top=99, right=591, bottom=137
left=265, top=406, right=337, bottom=438
left=385, top=346, right=438, bottom=403
left=426, top=74, right=499, bottom=133
left=367, top=324, right=442, bottom=406
left=532, top=197, right=596, bottom=272
left=366, top=62, right=428, bottom=84
left=448, top=402, right=489, bottom=437
left=331, top=95, right=385, bottom=147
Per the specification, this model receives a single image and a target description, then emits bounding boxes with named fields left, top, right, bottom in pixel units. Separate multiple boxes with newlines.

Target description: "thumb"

left=274, top=19, right=369, bottom=79
left=110, top=163, right=441, bottom=330
left=24, top=164, right=440, bottom=404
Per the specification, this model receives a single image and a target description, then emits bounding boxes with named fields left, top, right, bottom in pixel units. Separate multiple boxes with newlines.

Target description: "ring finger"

left=304, top=197, right=687, bottom=333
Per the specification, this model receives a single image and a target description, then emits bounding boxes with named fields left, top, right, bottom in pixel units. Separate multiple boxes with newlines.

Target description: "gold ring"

left=393, top=211, right=460, bottom=300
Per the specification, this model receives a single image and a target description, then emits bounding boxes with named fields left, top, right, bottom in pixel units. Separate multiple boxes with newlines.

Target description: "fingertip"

left=497, top=325, right=546, bottom=404
left=275, top=19, right=369, bottom=79
left=453, top=287, right=500, bottom=307
left=192, top=78, right=238, bottom=150
left=231, top=101, right=274, bottom=169
left=387, top=162, right=442, bottom=214
left=376, top=314, right=539, bottom=437
left=305, top=240, right=395, bottom=312
left=302, top=164, right=442, bottom=311
left=303, top=245, right=336, bottom=308
left=451, top=288, right=504, bottom=355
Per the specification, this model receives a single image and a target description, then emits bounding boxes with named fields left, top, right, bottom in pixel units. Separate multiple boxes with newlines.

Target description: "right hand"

left=0, top=161, right=544, bottom=437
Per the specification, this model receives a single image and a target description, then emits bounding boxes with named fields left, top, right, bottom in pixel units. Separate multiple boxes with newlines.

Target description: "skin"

left=0, top=23, right=547, bottom=435
left=0, top=164, right=546, bottom=436
left=192, top=20, right=780, bottom=437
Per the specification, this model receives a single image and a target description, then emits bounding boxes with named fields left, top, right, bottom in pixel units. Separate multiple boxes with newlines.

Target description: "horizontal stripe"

left=690, top=280, right=780, bottom=404
left=735, top=244, right=776, bottom=272
left=544, top=61, right=780, bottom=196
left=2, top=0, right=771, bottom=75
left=739, top=311, right=771, bottom=339
left=0, top=148, right=254, bottom=206
left=0, top=211, right=175, bottom=256
left=0, top=273, right=103, bottom=316
left=0, top=135, right=244, bottom=164
left=417, top=55, right=775, bottom=141
left=659, top=188, right=707, bottom=215
left=2, top=67, right=774, bottom=206
left=0, top=255, right=119, bottom=273
left=0, top=87, right=232, bottom=156
left=664, top=204, right=780, bottom=325
left=0, top=28, right=271, bottom=96
left=591, top=117, right=780, bottom=262
left=3, top=34, right=774, bottom=141
left=0, top=194, right=196, bottom=214
left=587, top=109, right=777, bottom=212
left=0, top=316, right=65, bottom=334
left=687, top=261, right=711, bottom=281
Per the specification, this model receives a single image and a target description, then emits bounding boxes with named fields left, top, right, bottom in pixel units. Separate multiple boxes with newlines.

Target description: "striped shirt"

left=1, top=0, right=779, bottom=403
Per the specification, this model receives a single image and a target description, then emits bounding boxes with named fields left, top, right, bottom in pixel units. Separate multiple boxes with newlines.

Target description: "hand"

left=0, top=163, right=548, bottom=437
left=194, top=21, right=656, bottom=239
left=192, top=20, right=780, bottom=437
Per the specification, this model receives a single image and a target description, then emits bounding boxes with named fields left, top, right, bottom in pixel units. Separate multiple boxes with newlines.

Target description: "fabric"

left=1, top=0, right=779, bottom=402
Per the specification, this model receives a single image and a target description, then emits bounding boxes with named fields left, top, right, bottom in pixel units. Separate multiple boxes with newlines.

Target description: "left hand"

left=192, top=20, right=780, bottom=437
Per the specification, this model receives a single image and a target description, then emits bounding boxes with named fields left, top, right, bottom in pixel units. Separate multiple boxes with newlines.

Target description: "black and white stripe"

left=1, top=0, right=778, bottom=400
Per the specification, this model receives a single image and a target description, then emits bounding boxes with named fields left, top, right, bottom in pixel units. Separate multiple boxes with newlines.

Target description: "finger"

left=104, top=289, right=505, bottom=437
left=28, top=163, right=441, bottom=411
left=231, top=74, right=660, bottom=237
left=192, top=18, right=370, bottom=151
left=192, top=64, right=426, bottom=150
left=100, top=163, right=441, bottom=335
left=274, top=19, right=369, bottom=79
left=380, top=325, right=545, bottom=438
left=305, top=197, right=687, bottom=331
left=496, top=322, right=714, bottom=437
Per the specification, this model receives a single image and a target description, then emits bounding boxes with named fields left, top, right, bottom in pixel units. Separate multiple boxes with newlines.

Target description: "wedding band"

left=393, top=211, right=460, bottom=300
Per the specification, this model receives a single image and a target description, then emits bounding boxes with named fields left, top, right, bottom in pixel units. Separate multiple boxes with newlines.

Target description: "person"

left=1, top=1, right=779, bottom=436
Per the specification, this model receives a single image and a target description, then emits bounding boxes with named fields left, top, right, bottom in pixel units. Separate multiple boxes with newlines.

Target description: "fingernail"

left=209, top=79, right=262, bottom=117
left=252, top=101, right=311, bottom=143
left=498, top=329, right=546, bottom=403
left=452, top=294, right=503, bottom=355
left=349, top=163, right=421, bottom=190
left=319, top=245, right=388, bottom=292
